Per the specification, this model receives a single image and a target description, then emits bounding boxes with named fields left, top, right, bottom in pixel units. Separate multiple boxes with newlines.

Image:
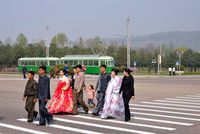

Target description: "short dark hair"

left=39, top=65, right=47, bottom=72
left=112, top=69, right=119, bottom=75
left=124, top=68, right=132, bottom=75
left=60, top=69, right=67, bottom=75
left=27, top=71, right=35, bottom=76
left=100, top=65, right=106, bottom=68
left=90, top=85, right=94, bottom=89
left=75, top=64, right=82, bottom=69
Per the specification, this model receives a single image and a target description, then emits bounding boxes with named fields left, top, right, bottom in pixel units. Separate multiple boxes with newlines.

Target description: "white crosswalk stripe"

left=53, top=117, right=155, bottom=134
left=165, top=98, right=200, bottom=102
left=132, top=104, right=200, bottom=112
left=140, top=101, right=200, bottom=108
left=176, top=96, right=200, bottom=100
left=186, top=95, right=200, bottom=98
left=153, top=100, right=200, bottom=105
left=17, top=118, right=104, bottom=134
left=72, top=115, right=176, bottom=130
left=132, top=117, right=193, bottom=126
left=133, top=107, right=200, bottom=116
left=0, top=123, right=51, bottom=134
left=132, top=111, right=200, bottom=121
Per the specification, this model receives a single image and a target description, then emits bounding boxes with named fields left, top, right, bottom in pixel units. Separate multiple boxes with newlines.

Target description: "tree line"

left=0, top=33, right=200, bottom=72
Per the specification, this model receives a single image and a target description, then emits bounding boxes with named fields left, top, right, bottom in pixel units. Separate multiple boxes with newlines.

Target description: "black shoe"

left=26, top=120, right=33, bottom=123
left=37, top=123, right=46, bottom=126
left=33, top=111, right=38, bottom=120
left=125, top=118, right=131, bottom=122
left=85, top=109, right=89, bottom=114
left=107, top=116, right=115, bottom=119
left=47, top=119, right=54, bottom=125
left=92, top=112, right=99, bottom=116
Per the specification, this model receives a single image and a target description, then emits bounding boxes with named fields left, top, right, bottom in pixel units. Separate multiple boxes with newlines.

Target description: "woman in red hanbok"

left=48, top=69, right=73, bottom=114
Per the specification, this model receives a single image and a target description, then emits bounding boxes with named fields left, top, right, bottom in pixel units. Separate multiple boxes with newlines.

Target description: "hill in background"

left=103, top=31, right=200, bottom=50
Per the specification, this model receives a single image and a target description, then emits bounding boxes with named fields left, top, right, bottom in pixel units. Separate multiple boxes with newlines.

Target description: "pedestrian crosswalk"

left=0, top=123, right=51, bottom=134
left=1, top=93, right=200, bottom=134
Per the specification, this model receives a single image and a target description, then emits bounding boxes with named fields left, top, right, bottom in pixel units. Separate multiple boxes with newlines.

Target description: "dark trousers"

left=25, top=96, right=37, bottom=121
left=73, top=89, right=88, bottom=114
left=23, top=73, right=26, bottom=79
left=169, top=71, right=172, bottom=76
left=93, top=92, right=105, bottom=114
left=123, top=96, right=132, bottom=121
left=88, top=99, right=94, bottom=105
left=39, top=100, right=53, bottom=124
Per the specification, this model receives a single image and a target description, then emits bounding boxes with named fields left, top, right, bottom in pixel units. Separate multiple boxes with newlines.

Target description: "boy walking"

left=22, top=71, right=38, bottom=123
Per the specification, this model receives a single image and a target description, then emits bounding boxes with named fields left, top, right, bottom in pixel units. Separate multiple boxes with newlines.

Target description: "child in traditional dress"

left=86, top=85, right=95, bottom=108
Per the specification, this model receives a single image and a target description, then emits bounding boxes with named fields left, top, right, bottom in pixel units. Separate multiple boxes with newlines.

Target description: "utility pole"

left=45, top=26, right=49, bottom=58
left=126, top=18, right=131, bottom=69
left=157, top=42, right=162, bottom=76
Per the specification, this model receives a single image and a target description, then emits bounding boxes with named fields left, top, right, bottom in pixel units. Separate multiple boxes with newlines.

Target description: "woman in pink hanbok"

left=48, top=69, right=73, bottom=114
left=101, top=69, right=124, bottom=119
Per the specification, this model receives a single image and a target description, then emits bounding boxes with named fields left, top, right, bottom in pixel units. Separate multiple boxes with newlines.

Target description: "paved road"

left=0, top=75, right=199, bottom=134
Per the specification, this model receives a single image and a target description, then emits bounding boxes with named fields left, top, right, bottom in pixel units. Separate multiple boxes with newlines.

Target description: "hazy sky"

left=0, top=0, right=200, bottom=43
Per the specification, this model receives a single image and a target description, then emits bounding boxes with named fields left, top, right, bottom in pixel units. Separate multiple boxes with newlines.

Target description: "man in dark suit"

left=92, top=65, right=111, bottom=116
left=37, top=65, right=53, bottom=126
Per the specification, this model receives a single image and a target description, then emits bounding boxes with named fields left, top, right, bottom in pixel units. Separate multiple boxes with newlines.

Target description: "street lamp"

left=45, top=26, right=49, bottom=58
left=176, top=51, right=184, bottom=72
left=126, top=18, right=131, bottom=69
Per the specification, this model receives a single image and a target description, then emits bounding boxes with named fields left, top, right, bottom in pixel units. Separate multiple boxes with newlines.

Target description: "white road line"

left=140, top=102, right=200, bottom=108
left=133, top=117, right=193, bottom=126
left=54, top=117, right=155, bottom=134
left=153, top=100, right=200, bottom=105
left=133, top=107, right=200, bottom=117
left=17, top=119, right=104, bottom=134
left=165, top=98, right=200, bottom=103
left=73, top=115, right=176, bottom=131
left=186, top=95, right=200, bottom=98
left=131, top=104, right=200, bottom=112
left=0, top=122, right=50, bottom=134
left=176, top=97, right=200, bottom=100
left=132, top=111, right=200, bottom=122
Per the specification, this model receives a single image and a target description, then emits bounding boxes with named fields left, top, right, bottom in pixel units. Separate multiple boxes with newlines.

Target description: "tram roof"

left=18, top=57, right=60, bottom=61
left=60, top=55, right=114, bottom=60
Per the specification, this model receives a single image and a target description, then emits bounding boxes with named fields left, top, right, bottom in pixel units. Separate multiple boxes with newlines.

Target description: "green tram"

left=18, top=55, right=114, bottom=74
left=60, top=55, right=114, bottom=74
left=18, top=57, right=60, bottom=73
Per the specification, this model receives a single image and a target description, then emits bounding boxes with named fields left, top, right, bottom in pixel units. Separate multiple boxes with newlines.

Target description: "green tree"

left=16, top=33, right=28, bottom=47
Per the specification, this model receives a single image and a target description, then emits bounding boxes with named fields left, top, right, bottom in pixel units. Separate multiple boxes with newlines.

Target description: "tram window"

left=78, top=60, right=83, bottom=65
left=84, top=60, right=88, bottom=65
left=50, top=61, right=56, bottom=66
left=88, top=60, right=93, bottom=66
left=74, top=60, right=78, bottom=65
left=68, top=60, right=73, bottom=65
left=25, top=61, right=29, bottom=65
left=64, top=60, right=69, bottom=64
left=21, top=61, right=25, bottom=65
left=106, top=61, right=110, bottom=66
left=100, top=60, right=105, bottom=65
left=94, top=60, right=98, bottom=66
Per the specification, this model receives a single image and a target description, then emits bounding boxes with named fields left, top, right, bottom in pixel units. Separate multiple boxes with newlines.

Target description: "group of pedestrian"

left=23, top=66, right=53, bottom=125
left=168, top=67, right=176, bottom=76
left=22, top=64, right=135, bottom=126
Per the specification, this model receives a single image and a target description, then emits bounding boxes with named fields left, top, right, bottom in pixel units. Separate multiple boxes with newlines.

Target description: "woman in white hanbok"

left=101, top=69, right=124, bottom=119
